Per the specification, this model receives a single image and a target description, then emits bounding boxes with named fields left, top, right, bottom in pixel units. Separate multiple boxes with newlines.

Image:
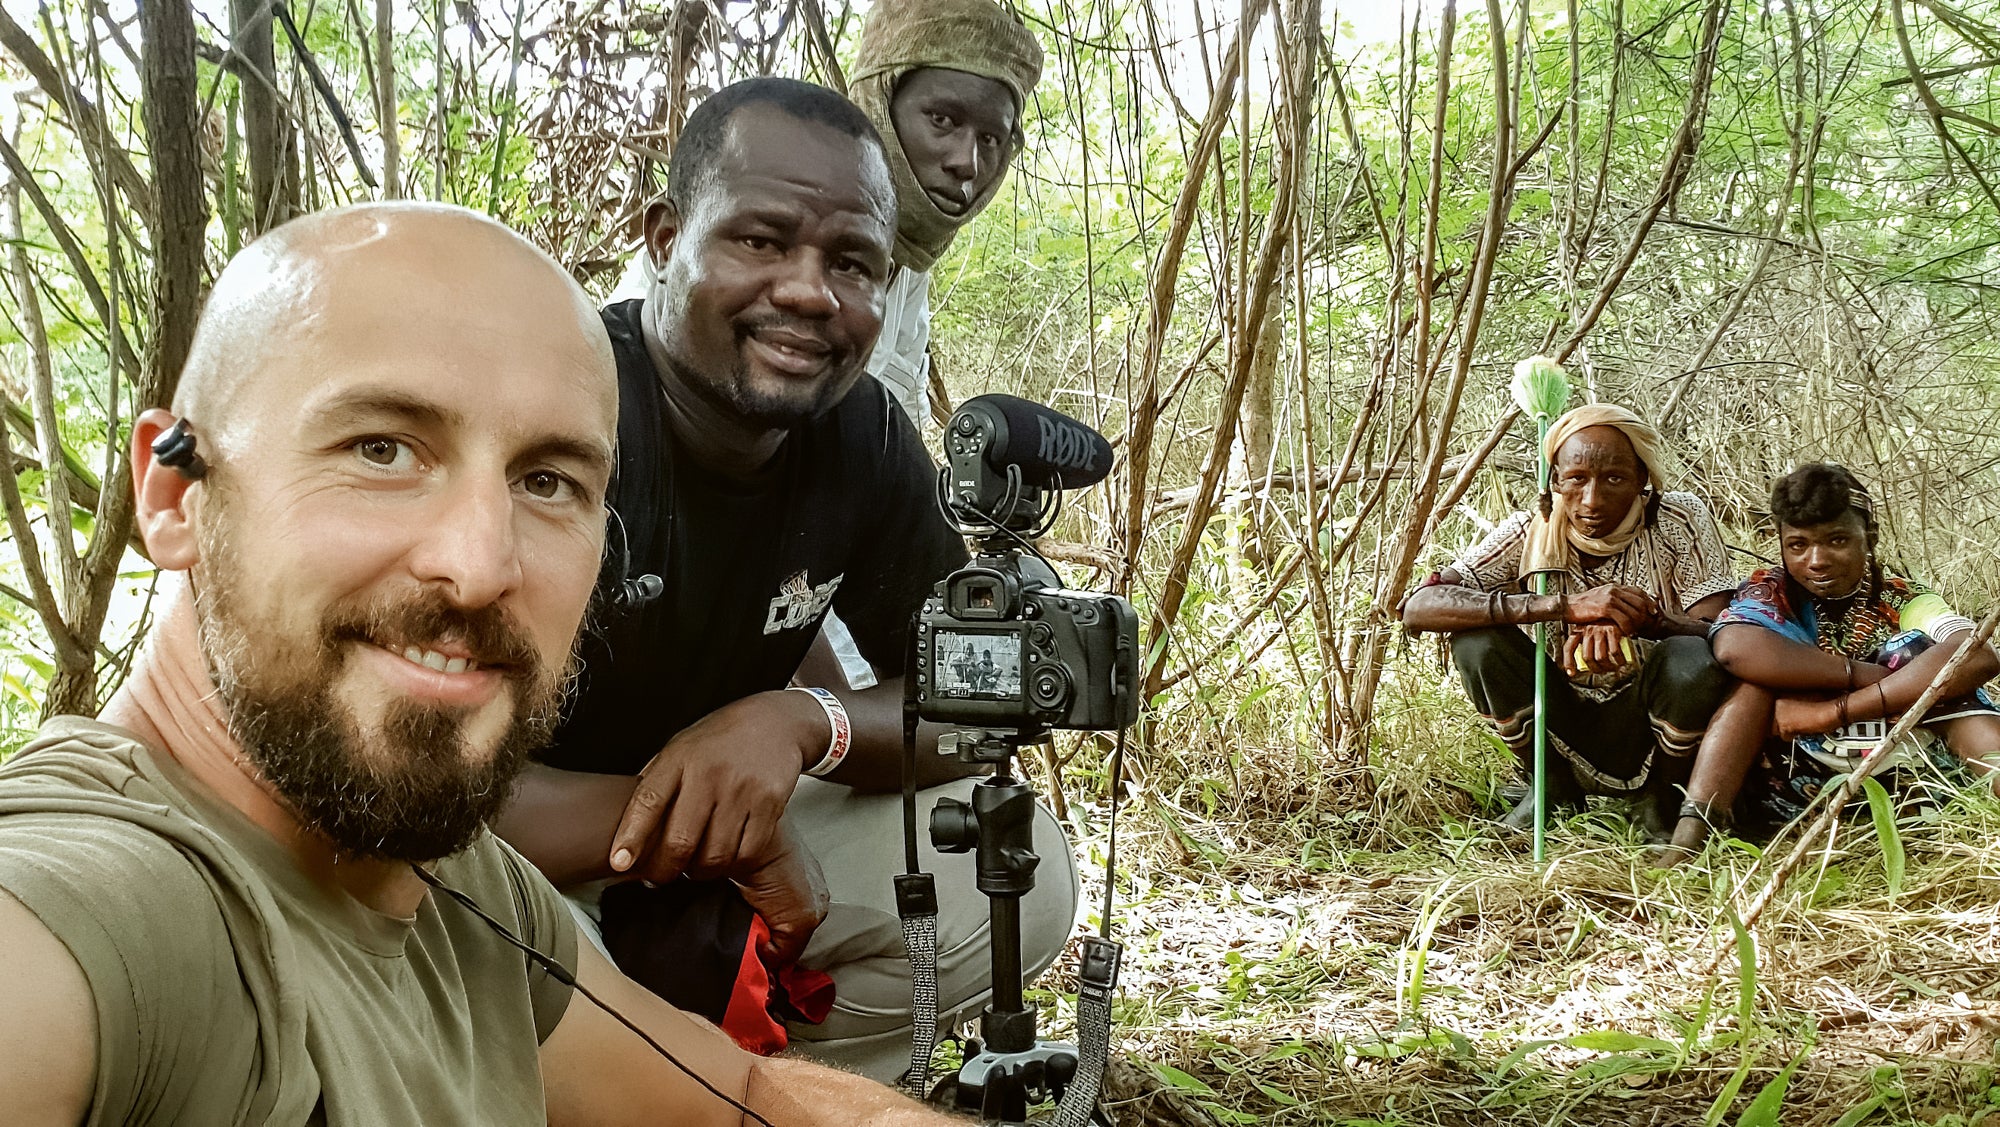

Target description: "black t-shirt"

left=542, top=300, right=968, bottom=776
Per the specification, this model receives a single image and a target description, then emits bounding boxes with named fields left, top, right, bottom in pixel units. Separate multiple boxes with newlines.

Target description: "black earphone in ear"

left=606, top=507, right=663, bottom=610
left=152, top=418, right=209, bottom=480
left=619, top=572, right=665, bottom=608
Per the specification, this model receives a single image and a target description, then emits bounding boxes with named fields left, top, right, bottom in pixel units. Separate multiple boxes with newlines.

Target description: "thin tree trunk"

left=233, top=0, right=292, bottom=230
left=375, top=0, right=401, bottom=198
left=1350, top=0, right=1518, bottom=732
left=47, top=0, right=215, bottom=720
left=1141, top=0, right=1317, bottom=701
left=0, top=131, right=90, bottom=689
left=1237, top=275, right=1285, bottom=567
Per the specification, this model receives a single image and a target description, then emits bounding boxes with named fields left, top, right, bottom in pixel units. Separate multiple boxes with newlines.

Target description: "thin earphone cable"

left=410, top=865, right=778, bottom=1127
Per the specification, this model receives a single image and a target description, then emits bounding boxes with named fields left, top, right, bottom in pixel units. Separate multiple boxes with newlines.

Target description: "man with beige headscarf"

left=842, top=0, right=1042, bottom=423
left=1402, top=405, right=1741, bottom=840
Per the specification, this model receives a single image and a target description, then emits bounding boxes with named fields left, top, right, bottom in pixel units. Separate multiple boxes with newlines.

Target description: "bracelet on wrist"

left=787, top=686, right=853, bottom=778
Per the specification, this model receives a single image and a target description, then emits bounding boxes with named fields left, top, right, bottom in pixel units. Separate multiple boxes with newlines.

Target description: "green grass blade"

left=1703, top=905, right=1761, bottom=1126
left=1860, top=775, right=1905, bottom=903
left=1828, top=1091, right=1892, bottom=1127
left=1735, top=1055, right=1799, bottom=1127
left=1731, top=906, right=1757, bottom=1031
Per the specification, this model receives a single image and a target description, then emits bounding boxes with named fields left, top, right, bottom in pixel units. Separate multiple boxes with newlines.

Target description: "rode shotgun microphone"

left=949, top=395, right=1113, bottom=491
left=941, top=396, right=1113, bottom=536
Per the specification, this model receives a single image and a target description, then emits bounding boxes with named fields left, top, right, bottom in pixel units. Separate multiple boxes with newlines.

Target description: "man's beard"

left=192, top=522, right=573, bottom=862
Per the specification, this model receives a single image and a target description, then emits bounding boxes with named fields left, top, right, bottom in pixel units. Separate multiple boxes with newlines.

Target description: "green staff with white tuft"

left=1509, top=356, right=1572, bottom=863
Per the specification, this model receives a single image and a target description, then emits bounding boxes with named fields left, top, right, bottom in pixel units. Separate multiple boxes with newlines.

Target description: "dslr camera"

left=912, top=395, right=1139, bottom=738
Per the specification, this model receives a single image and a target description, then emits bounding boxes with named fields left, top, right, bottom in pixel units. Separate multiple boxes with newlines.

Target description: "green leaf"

left=1252, top=1081, right=1300, bottom=1105
left=1860, top=776, right=1905, bottom=903
left=1147, top=802, right=1227, bottom=865
left=1829, top=1091, right=1894, bottom=1127
left=1730, top=908, right=1758, bottom=1032
left=1151, top=1064, right=1215, bottom=1095
left=1487, top=1037, right=1559, bottom=1078
left=1736, top=1060, right=1797, bottom=1127
left=1565, top=1030, right=1676, bottom=1054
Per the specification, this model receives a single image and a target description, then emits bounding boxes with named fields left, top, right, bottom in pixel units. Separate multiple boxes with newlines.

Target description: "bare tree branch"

left=0, top=7, right=155, bottom=230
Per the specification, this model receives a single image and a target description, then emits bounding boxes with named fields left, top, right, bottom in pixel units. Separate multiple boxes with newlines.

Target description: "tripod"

left=928, top=730, right=1080, bottom=1125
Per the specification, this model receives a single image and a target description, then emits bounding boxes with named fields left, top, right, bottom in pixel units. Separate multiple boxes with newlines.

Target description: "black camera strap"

left=1053, top=727, right=1128, bottom=1127
left=412, top=866, right=778, bottom=1127
left=897, top=625, right=944, bottom=1096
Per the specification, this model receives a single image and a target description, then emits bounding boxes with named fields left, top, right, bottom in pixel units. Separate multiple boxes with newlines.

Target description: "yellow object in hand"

left=1621, top=637, right=1636, bottom=663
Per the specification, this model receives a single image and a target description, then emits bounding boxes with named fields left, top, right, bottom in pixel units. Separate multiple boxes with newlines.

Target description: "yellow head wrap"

left=1520, top=404, right=1677, bottom=580
left=849, top=0, right=1044, bottom=271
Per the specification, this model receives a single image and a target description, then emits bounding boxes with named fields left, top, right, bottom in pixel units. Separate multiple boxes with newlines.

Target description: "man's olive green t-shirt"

left=0, top=717, right=578, bottom=1126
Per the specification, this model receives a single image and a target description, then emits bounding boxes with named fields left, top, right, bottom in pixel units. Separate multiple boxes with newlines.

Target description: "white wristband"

left=788, top=686, right=852, bottom=778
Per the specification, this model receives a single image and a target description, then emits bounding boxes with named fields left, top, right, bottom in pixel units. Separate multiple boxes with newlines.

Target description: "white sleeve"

left=866, top=268, right=932, bottom=424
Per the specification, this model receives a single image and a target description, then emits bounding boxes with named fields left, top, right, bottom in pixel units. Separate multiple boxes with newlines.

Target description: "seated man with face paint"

left=1658, top=464, right=2000, bottom=860
left=0, top=204, right=949, bottom=1126
left=1401, top=405, right=1739, bottom=837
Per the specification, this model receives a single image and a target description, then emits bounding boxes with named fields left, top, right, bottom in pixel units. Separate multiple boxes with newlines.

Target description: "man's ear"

left=642, top=200, right=682, bottom=272
left=131, top=408, right=204, bottom=571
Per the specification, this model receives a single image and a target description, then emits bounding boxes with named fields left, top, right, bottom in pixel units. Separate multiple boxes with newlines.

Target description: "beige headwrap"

left=1520, top=404, right=1676, bottom=580
left=849, top=0, right=1044, bottom=271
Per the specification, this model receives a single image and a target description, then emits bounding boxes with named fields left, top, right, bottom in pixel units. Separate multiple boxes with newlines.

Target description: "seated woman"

left=1664, top=463, right=2000, bottom=861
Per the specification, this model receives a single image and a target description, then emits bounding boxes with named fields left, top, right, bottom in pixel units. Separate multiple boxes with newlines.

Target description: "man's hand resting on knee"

left=609, top=690, right=833, bottom=959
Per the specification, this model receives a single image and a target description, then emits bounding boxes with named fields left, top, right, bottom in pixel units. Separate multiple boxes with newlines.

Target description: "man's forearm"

left=492, top=762, right=636, bottom=888
left=1401, top=584, right=1564, bottom=634
left=746, top=1056, right=954, bottom=1126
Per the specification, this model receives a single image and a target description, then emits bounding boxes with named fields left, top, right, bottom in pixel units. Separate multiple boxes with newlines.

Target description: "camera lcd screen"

left=933, top=629, right=1023, bottom=700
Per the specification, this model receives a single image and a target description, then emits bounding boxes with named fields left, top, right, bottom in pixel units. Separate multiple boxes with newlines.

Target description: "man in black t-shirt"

left=493, top=79, right=1079, bottom=1081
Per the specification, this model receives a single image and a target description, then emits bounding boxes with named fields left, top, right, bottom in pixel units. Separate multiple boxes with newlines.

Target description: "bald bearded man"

left=0, top=203, right=947, bottom=1126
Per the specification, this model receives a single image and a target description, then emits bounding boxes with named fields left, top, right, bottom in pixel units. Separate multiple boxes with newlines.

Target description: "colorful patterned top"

left=1714, top=566, right=1975, bottom=658
left=1716, top=566, right=1988, bottom=823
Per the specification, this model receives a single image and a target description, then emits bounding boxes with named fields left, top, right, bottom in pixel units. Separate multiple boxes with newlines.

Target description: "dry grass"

left=1025, top=703, right=2000, bottom=1127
